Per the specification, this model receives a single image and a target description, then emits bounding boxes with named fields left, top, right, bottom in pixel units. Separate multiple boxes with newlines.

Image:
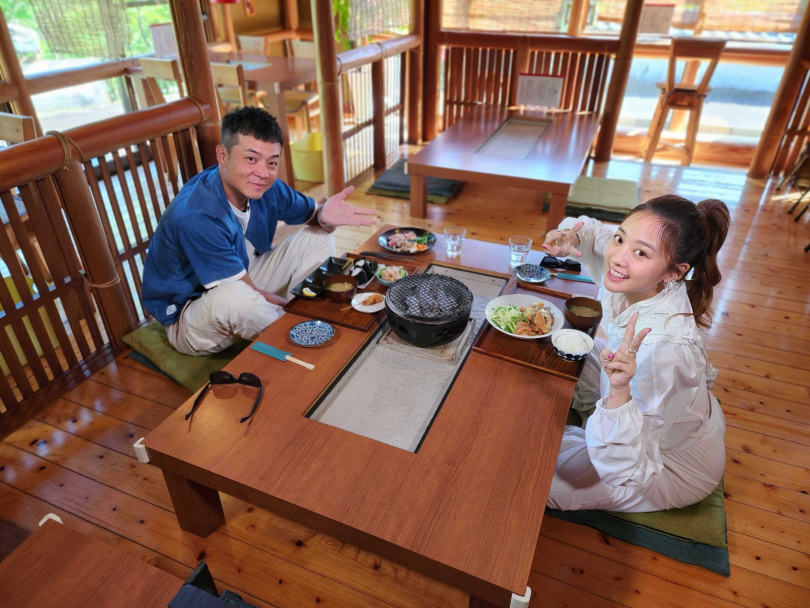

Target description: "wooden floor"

left=2, top=156, right=809, bottom=607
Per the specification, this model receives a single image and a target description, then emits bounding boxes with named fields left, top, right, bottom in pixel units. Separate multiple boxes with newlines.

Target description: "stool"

left=642, top=37, right=726, bottom=166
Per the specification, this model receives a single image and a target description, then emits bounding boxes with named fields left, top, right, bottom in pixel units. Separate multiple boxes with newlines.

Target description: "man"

left=142, top=106, right=376, bottom=355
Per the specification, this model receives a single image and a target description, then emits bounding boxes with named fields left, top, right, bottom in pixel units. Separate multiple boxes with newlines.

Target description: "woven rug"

left=366, top=159, right=463, bottom=204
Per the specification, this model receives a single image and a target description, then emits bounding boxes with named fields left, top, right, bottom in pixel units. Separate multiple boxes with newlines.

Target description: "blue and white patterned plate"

left=289, top=320, right=335, bottom=347
left=514, top=264, right=551, bottom=284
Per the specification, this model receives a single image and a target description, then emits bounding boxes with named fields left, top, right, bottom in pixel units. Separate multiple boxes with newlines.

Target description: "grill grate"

left=386, top=274, right=473, bottom=320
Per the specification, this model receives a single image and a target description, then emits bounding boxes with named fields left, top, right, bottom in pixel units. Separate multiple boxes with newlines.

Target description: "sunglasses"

left=540, top=256, right=582, bottom=271
left=185, top=371, right=263, bottom=423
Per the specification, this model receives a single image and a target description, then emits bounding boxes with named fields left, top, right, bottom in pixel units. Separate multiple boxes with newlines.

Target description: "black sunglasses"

left=185, top=371, right=263, bottom=423
left=540, top=256, right=581, bottom=271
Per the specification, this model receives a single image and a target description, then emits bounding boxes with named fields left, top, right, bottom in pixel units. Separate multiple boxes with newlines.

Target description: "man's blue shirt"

left=142, top=165, right=315, bottom=325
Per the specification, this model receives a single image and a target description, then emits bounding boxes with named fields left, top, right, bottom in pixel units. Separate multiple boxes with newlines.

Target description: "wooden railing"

left=437, top=32, right=618, bottom=130
left=0, top=98, right=210, bottom=437
left=314, top=35, right=420, bottom=189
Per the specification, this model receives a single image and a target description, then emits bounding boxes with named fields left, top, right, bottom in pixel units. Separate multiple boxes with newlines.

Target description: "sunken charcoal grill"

left=384, top=274, right=473, bottom=347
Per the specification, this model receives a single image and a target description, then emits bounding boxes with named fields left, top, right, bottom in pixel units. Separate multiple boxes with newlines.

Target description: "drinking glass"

left=444, top=226, right=466, bottom=257
left=509, top=235, right=532, bottom=267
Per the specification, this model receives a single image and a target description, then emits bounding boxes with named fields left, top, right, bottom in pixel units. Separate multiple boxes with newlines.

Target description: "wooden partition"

left=770, top=60, right=810, bottom=176
left=0, top=98, right=210, bottom=436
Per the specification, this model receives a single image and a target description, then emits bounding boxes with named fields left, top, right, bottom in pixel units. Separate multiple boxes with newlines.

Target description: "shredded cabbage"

left=490, top=305, right=527, bottom=333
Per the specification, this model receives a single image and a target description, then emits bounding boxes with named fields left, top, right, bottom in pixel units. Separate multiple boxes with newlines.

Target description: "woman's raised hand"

left=600, top=312, right=651, bottom=395
left=542, top=221, right=584, bottom=258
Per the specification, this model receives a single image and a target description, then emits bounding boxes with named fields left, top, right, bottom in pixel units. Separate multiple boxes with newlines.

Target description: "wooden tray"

left=284, top=255, right=420, bottom=331
left=472, top=281, right=598, bottom=383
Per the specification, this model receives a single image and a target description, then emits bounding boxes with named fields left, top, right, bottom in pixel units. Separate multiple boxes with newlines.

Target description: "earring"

left=662, top=280, right=678, bottom=295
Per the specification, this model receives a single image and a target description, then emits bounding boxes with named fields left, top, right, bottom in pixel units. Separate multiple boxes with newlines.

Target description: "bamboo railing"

left=0, top=98, right=210, bottom=436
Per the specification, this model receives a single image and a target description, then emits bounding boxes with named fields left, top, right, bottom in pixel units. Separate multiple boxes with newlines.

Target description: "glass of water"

left=444, top=226, right=466, bottom=257
left=509, top=235, right=532, bottom=267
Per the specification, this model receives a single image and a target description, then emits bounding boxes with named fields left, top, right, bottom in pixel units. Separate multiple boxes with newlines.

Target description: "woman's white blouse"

left=559, top=216, right=719, bottom=489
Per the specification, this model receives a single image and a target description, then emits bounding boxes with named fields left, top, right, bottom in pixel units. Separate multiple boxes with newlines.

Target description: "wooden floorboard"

left=2, top=155, right=809, bottom=607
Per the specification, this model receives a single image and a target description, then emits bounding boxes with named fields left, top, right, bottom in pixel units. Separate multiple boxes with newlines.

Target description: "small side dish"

left=551, top=328, right=594, bottom=361
left=376, top=265, right=408, bottom=286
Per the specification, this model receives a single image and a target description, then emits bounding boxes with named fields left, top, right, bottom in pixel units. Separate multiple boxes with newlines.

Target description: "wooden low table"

left=408, top=106, right=601, bottom=229
left=0, top=520, right=182, bottom=607
left=144, top=227, right=599, bottom=607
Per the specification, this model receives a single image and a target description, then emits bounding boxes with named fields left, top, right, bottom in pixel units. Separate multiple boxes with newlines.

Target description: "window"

left=442, top=0, right=572, bottom=34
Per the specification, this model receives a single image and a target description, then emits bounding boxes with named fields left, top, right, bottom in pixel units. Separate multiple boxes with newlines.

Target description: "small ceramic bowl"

left=375, top=266, right=408, bottom=287
left=323, top=274, right=357, bottom=302
left=564, top=296, right=603, bottom=330
left=551, top=329, right=594, bottom=361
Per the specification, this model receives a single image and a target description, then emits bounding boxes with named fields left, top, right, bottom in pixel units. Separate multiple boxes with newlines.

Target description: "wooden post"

left=0, top=6, right=43, bottom=137
left=423, top=0, right=442, bottom=141
left=372, top=59, right=386, bottom=170
left=221, top=3, right=237, bottom=50
left=567, top=0, right=588, bottom=37
left=749, top=1, right=810, bottom=178
left=168, top=0, right=221, bottom=167
left=312, top=0, right=344, bottom=196
left=407, top=0, right=424, bottom=144
left=593, top=0, right=645, bottom=161
left=509, top=37, right=531, bottom=106
left=283, top=0, right=299, bottom=32
left=54, top=161, right=136, bottom=349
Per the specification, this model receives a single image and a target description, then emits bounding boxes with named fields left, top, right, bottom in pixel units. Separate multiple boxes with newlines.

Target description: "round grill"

left=386, top=274, right=473, bottom=320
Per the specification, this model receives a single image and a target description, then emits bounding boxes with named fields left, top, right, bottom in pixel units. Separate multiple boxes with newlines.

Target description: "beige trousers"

left=167, top=226, right=334, bottom=355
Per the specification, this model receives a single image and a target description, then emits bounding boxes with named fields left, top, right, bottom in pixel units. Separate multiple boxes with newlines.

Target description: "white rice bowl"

left=551, top=329, right=594, bottom=359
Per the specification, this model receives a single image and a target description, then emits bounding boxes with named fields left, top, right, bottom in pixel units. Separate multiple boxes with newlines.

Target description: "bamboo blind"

left=442, top=0, right=569, bottom=33
left=595, top=0, right=804, bottom=33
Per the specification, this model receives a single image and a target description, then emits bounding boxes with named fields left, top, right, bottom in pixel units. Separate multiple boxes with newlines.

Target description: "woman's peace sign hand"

left=542, top=221, right=584, bottom=258
left=599, top=312, right=651, bottom=393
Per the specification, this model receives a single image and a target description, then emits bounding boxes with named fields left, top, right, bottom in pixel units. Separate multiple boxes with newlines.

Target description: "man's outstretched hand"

left=319, top=186, right=377, bottom=227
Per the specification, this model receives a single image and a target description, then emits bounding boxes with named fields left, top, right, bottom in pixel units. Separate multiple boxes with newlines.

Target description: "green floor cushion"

left=366, top=158, right=463, bottom=204
left=542, top=176, right=641, bottom=223
left=546, top=478, right=729, bottom=576
left=122, top=322, right=250, bottom=392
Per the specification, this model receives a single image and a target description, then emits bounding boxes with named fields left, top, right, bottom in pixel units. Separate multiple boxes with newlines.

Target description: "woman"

left=544, top=194, right=729, bottom=512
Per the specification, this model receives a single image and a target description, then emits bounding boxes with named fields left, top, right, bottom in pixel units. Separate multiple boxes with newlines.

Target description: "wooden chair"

left=239, top=34, right=319, bottom=140
left=0, top=112, right=49, bottom=282
left=135, top=57, right=185, bottom=108
left=642, top=38, right=726, bottom=166
left=210, top=62, right=267, bottom=114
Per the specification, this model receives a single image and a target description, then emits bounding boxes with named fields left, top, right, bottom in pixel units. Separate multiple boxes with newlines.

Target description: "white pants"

left=166, top=226, right=334, bottom=355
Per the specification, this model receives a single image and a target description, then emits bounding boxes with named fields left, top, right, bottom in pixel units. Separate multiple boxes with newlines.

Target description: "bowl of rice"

left=551, top=329, right=594, bottom=361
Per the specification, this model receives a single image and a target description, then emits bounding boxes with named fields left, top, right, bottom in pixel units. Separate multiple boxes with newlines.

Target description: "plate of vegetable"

left=485, top=294, right=563, bottom=340
left=378, top=227, right=436, bottom=254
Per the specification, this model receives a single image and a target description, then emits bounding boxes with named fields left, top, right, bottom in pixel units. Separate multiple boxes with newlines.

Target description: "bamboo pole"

left=54, top=161, right=136, bottom=349
left=311, top=0, right=344, bottom=196
left=0, top=6, right=42, bottom=137
left=593, top=0, right=645, bottom=161
left=748, top=1, right=810, bottom=178
left=168, top=0, right=221, bottom=167
left=372, top=60, right=386, bottom=170
left=407, top=0, right=425, bottom=144
left=423, top=0, right=443, bottom=140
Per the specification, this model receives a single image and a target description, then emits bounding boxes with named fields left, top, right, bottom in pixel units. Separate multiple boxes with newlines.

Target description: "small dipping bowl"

left=551, top=329, right=594, bottom=361
left=564, top=296, right=603, bottom=330
left=323, top=274, right=357, bottom=302
left=376, top=266, right=408, bottom=287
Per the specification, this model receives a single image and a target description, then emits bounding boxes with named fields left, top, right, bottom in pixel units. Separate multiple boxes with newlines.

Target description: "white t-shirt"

left=202, top=202, right=254, bottom=289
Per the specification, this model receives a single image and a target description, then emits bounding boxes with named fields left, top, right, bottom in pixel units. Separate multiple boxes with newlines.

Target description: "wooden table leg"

left=546, top=191, right=568, bottom=231
left=162, top=470, right=224, bottom=537
left=410, top=174, right=427, bottom=218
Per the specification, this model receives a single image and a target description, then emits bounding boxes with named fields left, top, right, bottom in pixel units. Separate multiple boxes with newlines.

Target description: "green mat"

left=546, top=478, right=729, bottom=576
left=543, top=176, right=641, bottom=223
left=367, top=158, right=463, bottom=204
left=122, top=322, right=251, bottom=392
